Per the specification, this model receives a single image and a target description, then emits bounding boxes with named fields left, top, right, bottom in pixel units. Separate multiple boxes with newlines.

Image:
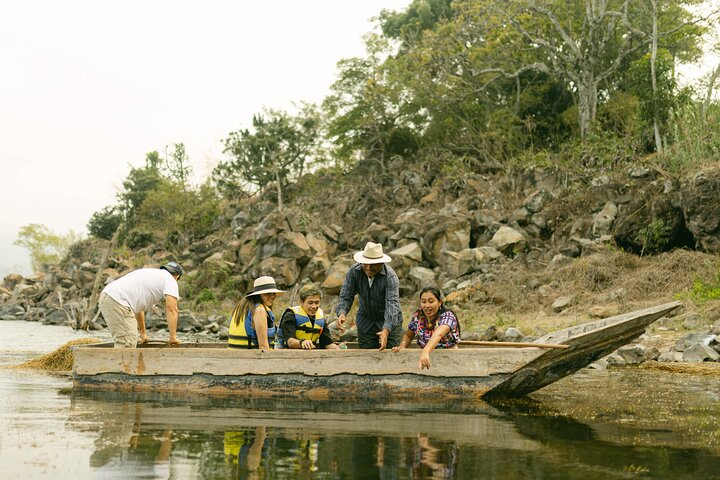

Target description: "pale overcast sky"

left=0, top=0, right=410, bottom=276
left=1, top=1, right=717, bottom=278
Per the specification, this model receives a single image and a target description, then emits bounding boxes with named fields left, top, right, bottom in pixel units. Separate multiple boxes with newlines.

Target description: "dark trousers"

left=357, top=323, right=404, bottom=349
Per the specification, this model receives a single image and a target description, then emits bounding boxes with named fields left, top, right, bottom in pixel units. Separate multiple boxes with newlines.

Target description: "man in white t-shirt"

left=99, top=262, right=183, bottom=348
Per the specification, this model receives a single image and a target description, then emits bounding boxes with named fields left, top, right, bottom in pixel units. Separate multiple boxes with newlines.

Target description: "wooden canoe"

left=72, top=301, right=681, bottom=399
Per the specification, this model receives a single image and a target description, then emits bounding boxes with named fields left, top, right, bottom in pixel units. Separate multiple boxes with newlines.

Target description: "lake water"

left=1, top=320, right=720, bottom=479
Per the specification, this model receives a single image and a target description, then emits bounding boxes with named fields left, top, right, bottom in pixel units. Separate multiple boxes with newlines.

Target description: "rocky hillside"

left=3, top=160, right=720, bottom=367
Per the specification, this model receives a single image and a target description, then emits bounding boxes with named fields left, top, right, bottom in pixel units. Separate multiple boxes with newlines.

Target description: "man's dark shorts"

left=357, top=323, right=404, bottom=349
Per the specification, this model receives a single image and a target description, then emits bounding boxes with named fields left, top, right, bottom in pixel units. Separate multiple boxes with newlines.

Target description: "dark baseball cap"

left=160, top=261, right=184, bottom=278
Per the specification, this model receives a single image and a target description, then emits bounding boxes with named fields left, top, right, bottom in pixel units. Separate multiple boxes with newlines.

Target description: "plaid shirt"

left=408, top=309, right=460, bottom=348
left=335, top=263, right=403, bottom=334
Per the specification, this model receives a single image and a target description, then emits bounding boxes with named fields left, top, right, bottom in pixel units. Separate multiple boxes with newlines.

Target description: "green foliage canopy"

left=14, top=224, right=81, bottom=271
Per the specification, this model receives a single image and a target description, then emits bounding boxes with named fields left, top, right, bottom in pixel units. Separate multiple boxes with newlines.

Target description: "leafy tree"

left=87, top=205, right=123, bottom=240
left=379, top=0, right=454, bottom=48
left=136, top=180, right=220, bottom=249
left=14, top=224, right=81, bottom=271
left=324, top=34, right=420, bottom=172
left=214, top=106, right=320, bottom=211
left=628, top=49, right=678, bottom=150
left=164, top=143, right=192, bottom=190
left=118, top=152, right=166, bottom=231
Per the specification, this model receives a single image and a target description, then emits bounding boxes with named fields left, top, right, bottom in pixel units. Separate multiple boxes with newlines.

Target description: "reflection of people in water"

left=351, top=435, right=401, bottom=480
left=224, top=426, right=269, bottom=479
left=408, top=433, right=457, bottom=479
left=88, top=402, right=174, bottom=477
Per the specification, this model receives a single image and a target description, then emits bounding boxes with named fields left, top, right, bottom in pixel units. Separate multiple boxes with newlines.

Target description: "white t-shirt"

left=102, top=268, right=180, bottom=313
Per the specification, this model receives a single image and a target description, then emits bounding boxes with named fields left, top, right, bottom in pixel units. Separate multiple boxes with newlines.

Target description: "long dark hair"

left=233, top=294, right=262, bottom=327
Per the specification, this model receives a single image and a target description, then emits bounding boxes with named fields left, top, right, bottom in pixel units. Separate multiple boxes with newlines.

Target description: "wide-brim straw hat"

left=246, top=276, right=285, bottom=297
left=353, top=242, right=392, bottom=264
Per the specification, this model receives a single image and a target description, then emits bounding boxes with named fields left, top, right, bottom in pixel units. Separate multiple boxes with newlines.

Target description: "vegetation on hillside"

left=13, top=1, right=720, bottom=313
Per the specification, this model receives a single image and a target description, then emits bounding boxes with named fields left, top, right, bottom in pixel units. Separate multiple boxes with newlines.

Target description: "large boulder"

left=72, top=269, right=96, bottom=290
left=614, top=180, right=688, bottom=255
left=408, top=266, right=436, bottom=290
left=423, top=217, right=471, bottom=261
left=300, top=254, right=332, bottom=283
left=683, top=343, right=720, bottom=362
left=305, top=232, right=330, bottom=255
left=254, top=211, right=291, bottom=243
left=682, top=169, right=720, bottom=252
left=321, top=258, right=354, bottom=295
left=592, top=201, right=618, bottom=238
left=388, top=242, right=423, bottom=278
left=440, top=247, right=500, bottom=278
left=524, top=189, right=554, bottom=213
left=488, top=226, right=527, bottom=256
left=254, top=257, right=300, bottom=288
left=276, top=231, right=311, bottom=262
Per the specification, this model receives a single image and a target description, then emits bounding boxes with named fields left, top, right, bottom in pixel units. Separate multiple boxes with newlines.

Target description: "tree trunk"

left=650, top=0, right=663, bottom=153
left=275, top=169, right=283, bottom=213
left=80, top=224, right=123, bottom=329
left=576, top=77, right=597, bottom=140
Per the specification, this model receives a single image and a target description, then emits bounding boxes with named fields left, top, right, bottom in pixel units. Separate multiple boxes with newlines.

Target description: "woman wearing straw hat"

left=228, top=276, right=284, bottom=351
left=335, top=242, right=403, bottom=350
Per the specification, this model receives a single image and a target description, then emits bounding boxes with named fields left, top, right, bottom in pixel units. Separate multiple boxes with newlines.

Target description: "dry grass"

left=447, top=249, right=719, bottom=335
left=641, top=361, right=720, bottom=376
left=10, top=338, right=100, bottom=372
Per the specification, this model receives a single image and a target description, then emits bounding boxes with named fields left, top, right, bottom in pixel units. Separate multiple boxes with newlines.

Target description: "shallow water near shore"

left=1, top=320, right=720, bottom=479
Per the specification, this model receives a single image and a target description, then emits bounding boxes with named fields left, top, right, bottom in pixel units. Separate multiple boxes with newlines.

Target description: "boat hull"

left=72, top=301, right=683, bottom=399
left=72, top=347, right=544, bottom=399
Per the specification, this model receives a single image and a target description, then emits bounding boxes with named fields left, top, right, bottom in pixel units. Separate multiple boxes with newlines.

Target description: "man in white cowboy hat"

left=335, top=242, right=403, bottom=350
left=99, top=261, right=183, bottom=348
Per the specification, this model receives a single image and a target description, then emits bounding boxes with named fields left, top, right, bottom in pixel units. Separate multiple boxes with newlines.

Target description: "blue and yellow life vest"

left=276, top=305, right=325, bottom=347
left=228, top=303, right=276, bottom=349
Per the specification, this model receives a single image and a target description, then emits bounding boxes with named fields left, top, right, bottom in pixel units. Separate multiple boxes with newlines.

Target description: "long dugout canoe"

left=73, top=301, right=682, bottom=399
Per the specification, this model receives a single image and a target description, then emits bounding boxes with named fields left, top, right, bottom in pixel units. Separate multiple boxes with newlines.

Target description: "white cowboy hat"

left=353, top=242, right=392, bottom=264
left=246, top=276, right=285, bottom=297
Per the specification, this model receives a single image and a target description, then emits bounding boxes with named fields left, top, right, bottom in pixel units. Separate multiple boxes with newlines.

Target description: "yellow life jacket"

left=290, top=305, right=325, bottom=344
left=228, top=303, right=276, bottom=349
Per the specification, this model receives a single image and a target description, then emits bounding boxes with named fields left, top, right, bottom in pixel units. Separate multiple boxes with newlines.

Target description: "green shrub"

left=195, top=288, right=217, bottom=304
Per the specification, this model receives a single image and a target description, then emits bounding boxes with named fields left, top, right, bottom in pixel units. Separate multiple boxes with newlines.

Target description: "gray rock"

left=552, top=296, right=574, bottom=313
left=218, top=326, right=229, bottom=340
left=504, top=327, right=524, bottom=343
left=592, top=202, right=618, bottom=238
left=203, top=322, right=220, bottom=334
left=524, top=190, right=554, bottom=213
left=629, top=166, right=652, bottom=178
left=674, top=333, right=715, bottom=352
left=615, top=344, right=647, bottom=364
left=481, top=325, right=502, bottom=342
left=682, top=343, right=720, bottom=362
left=588, top=359, right=609, bottom=370
left=177, top=312, right=202, bottom=332
left=43, top=309, right=69, bottom=326
left=488, top=226, right=526, bottom=256
left=408, top=266, right=436, bottom=289
left=591, top=175, right=610, bottom=187
left=657, top=351, right=683, bottom=363
left=0, top=305, right=25, bottom=317
left=645, top=346, right=661, bottom=361
left=605, top=354, right=626, bottom=366
left=681, top=313, right=706, bottom=330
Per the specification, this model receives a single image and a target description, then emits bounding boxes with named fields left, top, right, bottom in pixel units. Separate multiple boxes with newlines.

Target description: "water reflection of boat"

left=72, top=302, right=680, bottom=399
left=68, top=392, right=538, bottom=479
left=67, top=391, right=720, bottom=479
